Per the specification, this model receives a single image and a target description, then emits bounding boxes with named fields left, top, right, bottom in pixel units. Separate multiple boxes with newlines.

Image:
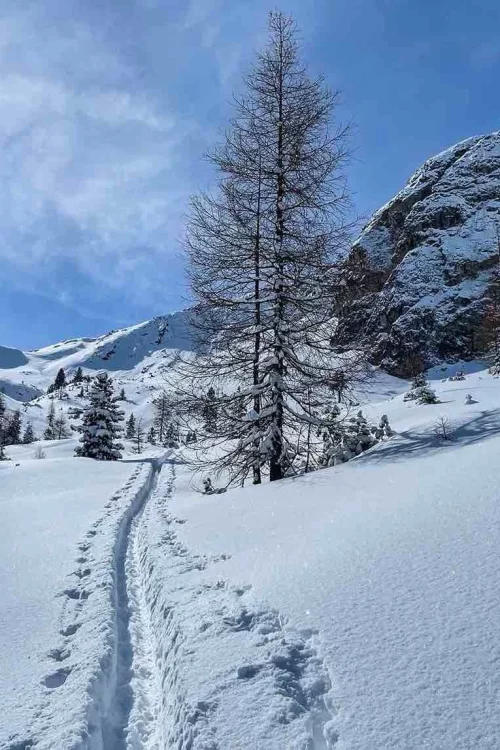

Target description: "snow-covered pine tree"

left=403, top=373, right=438, bottom=404
left=165, top=419, right=180, bottom=447
left=418, top=384, right=439, bottom=404
left=75, top=373, right=124, bottom=460
left=72, top=366, right=84, bottom=385
left=44, top=401, right=56, bottom=440
left=5, top=410, right=22, bottom=445
left=375, top=414, right=393, bottom=438
left=147, top=426, right=156, bottom=444
left=125, top=413, right=136, bottom=440
left=22, top=422, right=35, bottom=444
left=181, top=12, right=356, bottom=485
left=117, top=387, right=126, bottom=401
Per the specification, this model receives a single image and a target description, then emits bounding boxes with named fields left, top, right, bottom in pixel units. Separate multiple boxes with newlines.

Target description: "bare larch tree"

left=183, top=11, right=355, bottom=484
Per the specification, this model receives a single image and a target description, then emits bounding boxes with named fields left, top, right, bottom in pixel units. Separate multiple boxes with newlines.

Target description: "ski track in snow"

left=5, top=458, right=337, bottom=750
left=126, top=463, right=338, bottom=750
left=4, top=459, right=164, bottom=750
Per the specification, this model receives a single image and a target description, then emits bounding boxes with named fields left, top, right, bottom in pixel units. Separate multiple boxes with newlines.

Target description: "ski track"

left=100, top=459, right=163, bottom=749
left=128, top=463, right=339, bottom=750
left=6, top=458, right=338, bottom=750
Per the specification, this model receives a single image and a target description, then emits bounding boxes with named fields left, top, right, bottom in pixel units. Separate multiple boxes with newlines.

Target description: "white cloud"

left=0, top=5, right=191, bottom=310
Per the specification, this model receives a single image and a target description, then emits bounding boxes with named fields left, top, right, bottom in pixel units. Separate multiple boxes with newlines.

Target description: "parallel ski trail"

left=101, top=458, right=165, bottom=750
left=124, top=464, right=177, bottom=749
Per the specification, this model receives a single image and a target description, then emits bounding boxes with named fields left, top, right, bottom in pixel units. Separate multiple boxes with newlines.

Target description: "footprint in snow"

left=42, top=667, right=71, bottom=689
left=63, top=588, right=90, bottom=601
left=237, top=664, right=263, bottom=679
left=48, top=646, right=71, bottom=662
left=60, top=623, right=81, bottom=637
left=72, top=568, right=91, bottom=579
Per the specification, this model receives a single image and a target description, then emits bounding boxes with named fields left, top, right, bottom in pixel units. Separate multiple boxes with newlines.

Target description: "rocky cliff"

left=335, top=133, right=500, bottom=375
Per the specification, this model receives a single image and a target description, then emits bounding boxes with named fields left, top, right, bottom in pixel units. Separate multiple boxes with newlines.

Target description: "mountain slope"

left=0, top=310, right=193, bottom=441
left=335, top=132, right=500, bottom=374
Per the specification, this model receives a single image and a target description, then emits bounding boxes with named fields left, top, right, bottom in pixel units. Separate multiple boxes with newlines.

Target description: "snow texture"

left=3, top=349, right=500, bottom=749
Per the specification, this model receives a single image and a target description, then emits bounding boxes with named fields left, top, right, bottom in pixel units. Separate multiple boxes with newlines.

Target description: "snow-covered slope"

left=335, top=132, right=500, bottom=374
left=0, top=311, right=193, bottom=442
left=3, top=360, right=500, bottom=749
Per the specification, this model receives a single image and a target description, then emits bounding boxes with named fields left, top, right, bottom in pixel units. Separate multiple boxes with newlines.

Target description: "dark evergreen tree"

left=125, top=413, right=136, bottom=439
left=0, top=392, right=6, bottom=450
left=147, top=426, right=156, bottom=444
left=165, top=420, right=180, bottom=446
left=44, top=401, right=56, bottom=440
left=202, top=387, right=217, bottom=433
left=0, top=392, right=6, bottom=430
left=22, top=422, right=35, bottom=444
left=49, top=368, right=67, bottom=398
left=117, top=387, right=126, bottom=401
left=72, top=366, right=84, bottom=384
left=5, top=410, right=22, bottom=445
left=75, top=373, right=124, bottom=460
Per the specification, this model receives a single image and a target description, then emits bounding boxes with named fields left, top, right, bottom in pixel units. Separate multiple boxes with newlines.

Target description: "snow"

left=3, top=359, right=500, bottom=748
left=0, top=449, right=154, bottom=748
left=150, top=364, right=500, bottom=749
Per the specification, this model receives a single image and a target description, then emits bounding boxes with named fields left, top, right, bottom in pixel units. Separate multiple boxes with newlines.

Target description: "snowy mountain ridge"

left=0, top=310, right=194, bottom=444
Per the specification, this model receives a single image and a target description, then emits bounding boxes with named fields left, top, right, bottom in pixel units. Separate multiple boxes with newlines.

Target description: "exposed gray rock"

left=335, top=133, right=500, bottom=375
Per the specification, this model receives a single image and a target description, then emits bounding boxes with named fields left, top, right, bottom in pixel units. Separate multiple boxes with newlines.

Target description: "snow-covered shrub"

left=403, top=373, right=439, bottom=404
left=465, top=393, right=475, bottom=405
left=418, top=385, right=439, bottom=404
left=33, top=446, right=46, bottom=459
left=449, top=370, right=465, bottom=381
left=321, top=410, right=391, bottom=467
left=373, top=414, right=393, bottom=439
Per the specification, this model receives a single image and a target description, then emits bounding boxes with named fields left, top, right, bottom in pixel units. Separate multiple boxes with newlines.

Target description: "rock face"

left=335, top=133, right=500, bottom=375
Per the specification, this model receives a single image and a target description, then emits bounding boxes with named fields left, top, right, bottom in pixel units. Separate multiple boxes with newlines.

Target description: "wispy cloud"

left=0, top=0, right=317, bottom=330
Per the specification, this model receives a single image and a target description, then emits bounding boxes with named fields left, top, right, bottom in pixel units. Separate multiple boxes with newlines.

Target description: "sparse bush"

left=33, top=446, right=46, bottom=459
left=433, top=416, right=452, bottom=441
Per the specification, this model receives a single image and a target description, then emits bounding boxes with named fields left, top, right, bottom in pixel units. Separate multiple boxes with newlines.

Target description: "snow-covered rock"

left=335, top=132, right=500, bottom=374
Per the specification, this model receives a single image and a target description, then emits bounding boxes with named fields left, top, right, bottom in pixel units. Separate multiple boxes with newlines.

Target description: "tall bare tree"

left=182, top=11, right=355, bottom=484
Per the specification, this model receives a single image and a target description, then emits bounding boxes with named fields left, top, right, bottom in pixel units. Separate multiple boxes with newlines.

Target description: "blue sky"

left=2, top=0, right=500, bottom=349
